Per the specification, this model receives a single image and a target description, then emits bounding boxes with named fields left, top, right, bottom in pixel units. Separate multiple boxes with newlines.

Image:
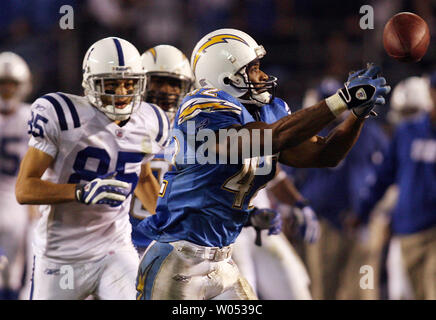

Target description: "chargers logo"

left=147, top=47, right=157, bottom=63
left=192, top=34, right=249, bottom=73
left=178, top=100, right=241, bottom=124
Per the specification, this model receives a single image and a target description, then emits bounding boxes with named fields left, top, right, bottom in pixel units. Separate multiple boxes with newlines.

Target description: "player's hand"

left=327, top=64, right=391, bottom=118
left=250, top=207, right=282, bottom=236
left=293, top=200, right=320, bottom=243
left=75, top=172, right=131, bottom=207
left=346, top=64, right=391, bottom=118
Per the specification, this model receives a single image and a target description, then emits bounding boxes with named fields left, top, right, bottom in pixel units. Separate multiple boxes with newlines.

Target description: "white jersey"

left=0, top=104, right=31, bottom=229
left=0, top=103, right=31, bottom=293
left=28, top=92, right=169, bottom=263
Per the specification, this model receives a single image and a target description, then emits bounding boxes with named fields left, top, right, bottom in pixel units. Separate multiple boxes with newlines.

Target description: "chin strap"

left=231, top=70, right=276, bottom=106
left=237, top=92, right=272, bottom=107
left=237, top=97, right=263, bottom=106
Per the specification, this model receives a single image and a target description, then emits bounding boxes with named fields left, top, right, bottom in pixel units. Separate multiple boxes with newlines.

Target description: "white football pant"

left=137, top=240, right=257, bottom=300
left=0, top=215, right=27, bottom=295
left=30, top=245, right=139, bottom=300
left=387, top=237, right=414, bottom=300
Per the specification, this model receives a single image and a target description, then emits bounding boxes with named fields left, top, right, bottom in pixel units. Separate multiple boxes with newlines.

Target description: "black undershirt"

left=244, top=103, right=261, bottom=122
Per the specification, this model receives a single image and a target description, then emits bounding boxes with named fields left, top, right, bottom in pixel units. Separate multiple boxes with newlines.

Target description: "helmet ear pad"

left=218, top=72, right=247, bottom=98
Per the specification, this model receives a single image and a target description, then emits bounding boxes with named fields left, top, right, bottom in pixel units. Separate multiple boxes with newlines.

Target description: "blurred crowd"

left=0, top=0, right=435, bottom=300
left=1, top=0, right=436, bottom=109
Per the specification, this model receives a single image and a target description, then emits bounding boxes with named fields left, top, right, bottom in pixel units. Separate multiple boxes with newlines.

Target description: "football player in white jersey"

left=0, top=52, right=33, bottom=300
left=15, top=37, right=169, bottom=300
left=130, top=45, right=194, bottom=256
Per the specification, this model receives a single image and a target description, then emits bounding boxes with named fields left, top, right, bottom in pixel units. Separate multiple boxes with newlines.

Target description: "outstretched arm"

left=278, top=113, right=365, bottom=168
left=219, top=100, right=336, bottom=159
left=219, top=65, right=389, bottom=160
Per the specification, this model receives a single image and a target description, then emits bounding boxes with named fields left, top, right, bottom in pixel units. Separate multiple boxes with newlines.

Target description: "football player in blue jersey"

left=351, top=74, right=436, bottom=300
left=135, top=28, right=391, bottom=300
left=382, top=76, right=432, bottom=300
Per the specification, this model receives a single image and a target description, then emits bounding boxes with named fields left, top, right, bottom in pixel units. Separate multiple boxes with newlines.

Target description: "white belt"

left=171, top=240, right=233, bottom=262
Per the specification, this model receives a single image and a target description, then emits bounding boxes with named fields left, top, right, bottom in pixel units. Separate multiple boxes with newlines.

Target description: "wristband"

left=325, top=93, right=348, bottom=117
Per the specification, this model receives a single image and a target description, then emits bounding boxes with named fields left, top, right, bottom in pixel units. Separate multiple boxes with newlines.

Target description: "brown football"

left=383, top=12, right=430, bottom=62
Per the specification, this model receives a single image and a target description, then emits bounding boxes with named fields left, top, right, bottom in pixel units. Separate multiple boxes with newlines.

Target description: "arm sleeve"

left=27, top=96, right=61, bottom=159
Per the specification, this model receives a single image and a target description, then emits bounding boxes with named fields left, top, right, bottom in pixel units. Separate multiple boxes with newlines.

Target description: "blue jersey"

left=285, top=120, right=389, bottom=229
left=137, top=88, right=290, bottom=247
left=357, top=114, right=436, bottom=234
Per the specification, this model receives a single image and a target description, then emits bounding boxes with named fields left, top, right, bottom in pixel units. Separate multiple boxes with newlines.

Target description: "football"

left=383, top=12, right=430, bottom=62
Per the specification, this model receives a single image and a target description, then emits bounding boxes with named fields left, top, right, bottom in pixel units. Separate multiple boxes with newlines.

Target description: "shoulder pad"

left=34, top=92, right=82, bottom=131
left=140, top=102, right=171, bottom=147
left=177, top=96, right=242, bottom=125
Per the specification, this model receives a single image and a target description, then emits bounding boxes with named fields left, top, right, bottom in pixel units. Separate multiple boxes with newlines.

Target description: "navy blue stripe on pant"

left=29, top=255, right=36, bottom=300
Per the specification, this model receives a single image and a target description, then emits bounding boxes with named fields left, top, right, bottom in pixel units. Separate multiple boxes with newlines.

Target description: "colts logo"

left=147, top=47, right=157, bottom=63
left=192, top=34, right=249, bottom=73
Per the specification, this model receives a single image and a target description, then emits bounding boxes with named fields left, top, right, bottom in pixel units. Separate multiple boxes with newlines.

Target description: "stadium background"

left=0, top=0, right=435, bottom=300
left=0, top=0, right=435, bottom=115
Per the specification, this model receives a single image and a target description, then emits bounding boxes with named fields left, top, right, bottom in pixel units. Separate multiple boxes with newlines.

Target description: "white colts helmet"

left=141, top=45, right=194, bottom=121
left=389, top=76, right=432, bottom=125
left=82, top=37, right=146, bottom=121
left=191, top=28, right=277, bottom=106
left=0, top=52, right=31, bottom=112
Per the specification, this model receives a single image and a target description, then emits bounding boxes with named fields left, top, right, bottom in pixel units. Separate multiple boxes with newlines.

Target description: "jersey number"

left=67, top=146, right=144, bottom=190
left=27, top=111, right=48, bottom=138
left=0, top=137, right=22, bottom=176
left=222, top=157, right=260, bottom=209
left=222, top=156, right=274, bottom=209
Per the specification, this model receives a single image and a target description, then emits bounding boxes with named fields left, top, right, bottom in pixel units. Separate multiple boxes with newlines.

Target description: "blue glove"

left=326, top=64, right=391, bottom=118
left=249, top=207, right=282, bottom=236
left=75, top=172, right=131, bottom=207
left=293, top=200, right=320, bottom=243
